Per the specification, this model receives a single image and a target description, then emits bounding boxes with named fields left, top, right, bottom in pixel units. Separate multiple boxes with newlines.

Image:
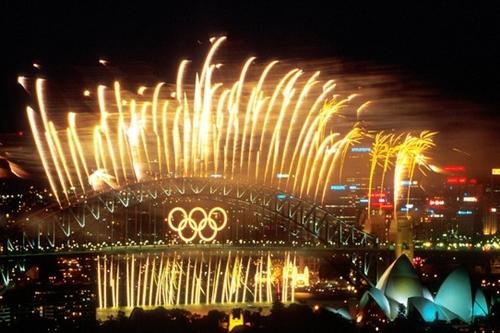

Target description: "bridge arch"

left=11, top=178, right=377, bottom=252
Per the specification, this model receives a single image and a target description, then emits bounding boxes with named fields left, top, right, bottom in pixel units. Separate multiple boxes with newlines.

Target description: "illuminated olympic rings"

left=167, top=207, right=228, bottom=242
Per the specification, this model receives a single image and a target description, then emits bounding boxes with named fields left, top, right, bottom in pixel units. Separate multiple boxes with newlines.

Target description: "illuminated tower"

left=291, top=266, right=310, bottom=287
left=393, top=217, right=414, bottom=259
left=228, top=309, right=244, bottom=332
left=482, top=207, right=498, bottom=235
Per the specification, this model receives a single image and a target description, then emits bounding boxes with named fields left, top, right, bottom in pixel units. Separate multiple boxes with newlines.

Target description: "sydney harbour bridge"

left=10, top=178, right=377, bottom=252
left=2, top=177, right=386, bottom=309
left=0, top=177, right=386, bottom=309
left=0, top=37, right=434, bottom=309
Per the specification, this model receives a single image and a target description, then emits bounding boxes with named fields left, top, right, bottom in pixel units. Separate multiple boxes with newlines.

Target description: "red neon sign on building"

left=443, top=165, right=465, bottom=173
left=447, top=176, right=467, bottom=185
left=367, top=192, right=393, bottom=209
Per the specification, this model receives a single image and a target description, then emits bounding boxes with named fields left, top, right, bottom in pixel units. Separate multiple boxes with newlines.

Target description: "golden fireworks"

left=26, top=37, right=375, bottom=207
left=25, top=37, right=438, bottom=213
left=366, top=130, right=437, bottom=223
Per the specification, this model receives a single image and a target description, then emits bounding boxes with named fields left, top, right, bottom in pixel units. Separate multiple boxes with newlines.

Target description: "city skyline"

left=0, top=2, right=499, bottom=332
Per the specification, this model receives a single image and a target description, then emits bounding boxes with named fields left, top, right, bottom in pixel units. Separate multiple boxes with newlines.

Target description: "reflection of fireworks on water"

left=24, top=37, right=437, bottom=211
left=96, top=251, right=303, bottom=309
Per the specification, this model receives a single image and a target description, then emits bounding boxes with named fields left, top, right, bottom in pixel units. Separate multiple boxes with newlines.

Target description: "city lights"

left=1, top=6, right=499, bottom=332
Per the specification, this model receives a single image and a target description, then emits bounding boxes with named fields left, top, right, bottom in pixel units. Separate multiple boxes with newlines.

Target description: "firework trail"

left=24, top=37, right=438, bottom=216
left=25, top=37, right=375, bottom=207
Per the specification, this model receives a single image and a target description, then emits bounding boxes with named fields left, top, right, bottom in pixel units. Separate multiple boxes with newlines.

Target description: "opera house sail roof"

left=359, top=254, right=490, bottom=323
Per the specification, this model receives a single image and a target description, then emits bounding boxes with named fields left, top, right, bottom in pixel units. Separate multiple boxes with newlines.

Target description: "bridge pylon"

left=391, top=217, right=414, bottom=260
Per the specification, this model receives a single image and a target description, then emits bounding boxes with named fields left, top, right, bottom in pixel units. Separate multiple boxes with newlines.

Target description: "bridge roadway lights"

left=0, top=244, right=389, bottom=259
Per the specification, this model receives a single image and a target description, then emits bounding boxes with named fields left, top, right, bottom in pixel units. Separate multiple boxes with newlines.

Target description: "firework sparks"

left=96, top=252, right=302, bottom=308
left=24, top=37, right=438, bottom=213
left=365, top=131, right=437, bottom=233
left=24, top=37, right=378, bottom=207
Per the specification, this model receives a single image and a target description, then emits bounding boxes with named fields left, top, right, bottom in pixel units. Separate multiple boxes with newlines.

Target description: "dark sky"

left=1, top=1, right=500, bottom=176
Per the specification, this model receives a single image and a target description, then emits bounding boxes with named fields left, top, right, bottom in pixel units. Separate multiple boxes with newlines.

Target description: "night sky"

left=1, top=1, right=500, bottom=176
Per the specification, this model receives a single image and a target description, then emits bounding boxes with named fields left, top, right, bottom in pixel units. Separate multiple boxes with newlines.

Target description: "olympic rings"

left=167, top=207, right=228, bottom=243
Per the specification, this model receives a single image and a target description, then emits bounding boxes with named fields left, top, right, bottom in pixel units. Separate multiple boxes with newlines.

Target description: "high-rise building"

left=417, top=165, right=483, bottom=239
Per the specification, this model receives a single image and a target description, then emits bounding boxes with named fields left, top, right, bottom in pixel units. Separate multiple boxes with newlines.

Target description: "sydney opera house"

left=358, top=255, right=491, bottom=323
